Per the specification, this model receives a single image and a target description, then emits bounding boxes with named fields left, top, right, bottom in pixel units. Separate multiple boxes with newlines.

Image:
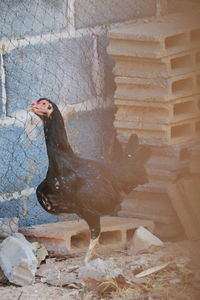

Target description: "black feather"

left=35, top=99, right=151, bottom=240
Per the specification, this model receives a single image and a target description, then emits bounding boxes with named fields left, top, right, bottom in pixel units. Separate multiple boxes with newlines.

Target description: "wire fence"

left=0, top=0, right=159, bottom=235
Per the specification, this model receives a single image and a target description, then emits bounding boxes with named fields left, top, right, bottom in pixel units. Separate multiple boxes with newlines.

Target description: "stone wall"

left=0, top=0, right=157, bottom=227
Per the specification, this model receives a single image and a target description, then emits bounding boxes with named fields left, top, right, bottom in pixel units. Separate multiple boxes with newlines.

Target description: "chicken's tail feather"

left=109, top=133, right=151, bottom=194
left=108, top=131, right=123, bottom=163
left=132, top=144, right=151, bottom=165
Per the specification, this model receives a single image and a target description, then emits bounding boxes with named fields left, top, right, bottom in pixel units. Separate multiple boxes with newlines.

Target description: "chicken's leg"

left=84, top=235, right=100, bottom=264
left=84, top=215, right=101, bottom=264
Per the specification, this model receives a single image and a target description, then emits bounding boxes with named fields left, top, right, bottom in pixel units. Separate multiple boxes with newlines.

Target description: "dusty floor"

left=0, top=240, right=200, bottom=300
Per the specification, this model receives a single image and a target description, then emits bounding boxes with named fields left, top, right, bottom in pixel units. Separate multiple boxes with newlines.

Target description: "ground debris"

left=135, top=262, right=171, bottom=278
left=129, top=226, right=164, bottom=255
left=0, top=240, right=199, bottom=300
left=0, top=233, right=38, bottom=286
left=40, top=271, right=82, bottom=289
left=83, top=274, right=133, bottom=297
left=32, top=242, right=48, bottom=266
left=37, top=261, right=82, bottom=289
left=0, top=267, right=8, bottom=284
left=169, top=278, right=181, bottom=284
left=79, top=258, right=123, bottom=281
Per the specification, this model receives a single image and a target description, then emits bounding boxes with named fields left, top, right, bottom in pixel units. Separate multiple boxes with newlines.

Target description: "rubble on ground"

left=0, top=233, right=38, bottom=286
left=0, top=225, right=199, bottom=300
left=0, top=239, right=199, bottom=299
left=32, top=242, right=48, bottom=266
left=0, top=218, right=19, bottom=238
left=129, top=226, right=164, bottom=254
left=0, top=267, right=8, bottom=284
left=78, top=258, right=123, bottom=281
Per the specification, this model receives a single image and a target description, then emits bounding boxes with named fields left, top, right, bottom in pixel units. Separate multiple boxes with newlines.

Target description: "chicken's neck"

left=43, top=110, right=75, bottom=174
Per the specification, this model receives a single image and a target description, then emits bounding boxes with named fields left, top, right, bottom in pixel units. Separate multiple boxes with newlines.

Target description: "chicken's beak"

left=26, top=101, right=37, bottom=112
left=26, top=105, right=34, bottom=112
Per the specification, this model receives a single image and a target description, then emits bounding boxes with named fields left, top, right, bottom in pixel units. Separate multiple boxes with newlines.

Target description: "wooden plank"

left=168, top=176, right=200, bottom=240
left=181, top=176, right=200, bottom=220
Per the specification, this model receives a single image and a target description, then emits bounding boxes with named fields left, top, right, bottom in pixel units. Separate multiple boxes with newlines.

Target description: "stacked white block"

left=108, top=12, right=200, bottom=233
left=118, top=141, right=198, bottom=227
left=108, top=12, right=200, bottom=146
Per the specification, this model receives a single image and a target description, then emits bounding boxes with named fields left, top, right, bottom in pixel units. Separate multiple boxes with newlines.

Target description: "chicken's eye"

left=48, top=105, right=52, bottom=110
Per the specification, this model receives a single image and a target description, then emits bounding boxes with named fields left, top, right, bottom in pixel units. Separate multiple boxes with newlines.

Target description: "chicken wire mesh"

left=0, top=0, right=157, bottom=234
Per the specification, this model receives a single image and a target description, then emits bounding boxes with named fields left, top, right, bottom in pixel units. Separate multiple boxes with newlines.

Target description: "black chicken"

left=30, top=98, right=151, bottom=263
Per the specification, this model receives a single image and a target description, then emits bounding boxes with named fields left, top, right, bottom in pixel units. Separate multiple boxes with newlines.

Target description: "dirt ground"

left=0, top=240, right=200, bottom=300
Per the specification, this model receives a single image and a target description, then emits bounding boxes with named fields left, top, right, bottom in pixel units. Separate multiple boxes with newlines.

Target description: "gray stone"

left=0, top=233, right=38, bottom=286
left=0, top=0, right=68, bottom=39
left=11, top=233, right=35, bottom=250
left=78, top=258, right=123, bottom=280
left=130, top=226, right=164, bottom=254
left=0, top=217, right=19, bottom=238
left=74, top=0, right=156, bottom=29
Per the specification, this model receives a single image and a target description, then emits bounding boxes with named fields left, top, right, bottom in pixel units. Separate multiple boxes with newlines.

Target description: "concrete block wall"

left=74, top=0, right=156, bottom=29
left=0, top=0, right=157, bottom=227
left=108, top=9, right=200, bottom=231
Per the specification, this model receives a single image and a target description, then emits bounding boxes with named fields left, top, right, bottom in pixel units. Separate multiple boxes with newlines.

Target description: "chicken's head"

left=30, top=98, right=54, bottom=120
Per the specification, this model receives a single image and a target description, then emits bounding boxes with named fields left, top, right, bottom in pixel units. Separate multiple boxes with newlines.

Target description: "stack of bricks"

left=108, top=12, right=200, bottom=233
